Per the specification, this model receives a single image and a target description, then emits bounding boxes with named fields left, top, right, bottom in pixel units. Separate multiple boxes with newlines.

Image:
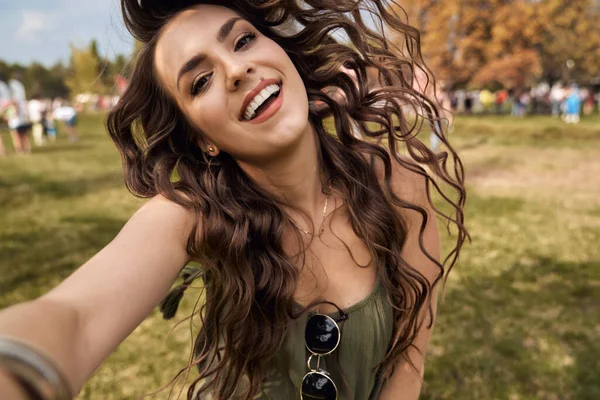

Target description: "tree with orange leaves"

left=391, top=0, right=600, bottom=89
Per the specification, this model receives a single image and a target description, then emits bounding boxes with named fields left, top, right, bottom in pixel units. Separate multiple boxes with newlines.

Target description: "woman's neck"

left=238, top=124, right=326, bottom=220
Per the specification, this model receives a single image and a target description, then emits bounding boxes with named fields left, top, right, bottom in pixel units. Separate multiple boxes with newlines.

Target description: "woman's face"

left=154, top=4, right=311, bottom=164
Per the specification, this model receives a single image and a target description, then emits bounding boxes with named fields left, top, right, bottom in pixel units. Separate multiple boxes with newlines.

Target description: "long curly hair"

left=107, top=0, right=468, bottom=398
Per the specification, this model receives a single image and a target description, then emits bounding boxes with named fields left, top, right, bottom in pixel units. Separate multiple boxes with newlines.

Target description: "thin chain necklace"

left=290, top=183, right=331, bottom=237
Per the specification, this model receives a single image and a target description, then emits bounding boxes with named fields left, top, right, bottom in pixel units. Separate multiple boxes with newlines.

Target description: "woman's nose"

left=226, top=60, right=255, bottom=91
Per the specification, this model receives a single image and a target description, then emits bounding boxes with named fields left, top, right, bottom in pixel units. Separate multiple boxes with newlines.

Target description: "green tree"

left=66, top=41, right=103, bottom=96
left=45, top=63, right=70, bottom=98
left=111, top=54, right=128, bottom=75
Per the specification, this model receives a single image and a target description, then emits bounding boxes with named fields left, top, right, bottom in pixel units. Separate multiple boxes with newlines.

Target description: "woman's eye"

left=235, top=32, right=257, bottom=51
left=191, top=73, right=212, bottom=97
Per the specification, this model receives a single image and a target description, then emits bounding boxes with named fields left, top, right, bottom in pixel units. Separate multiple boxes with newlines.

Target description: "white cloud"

left=0, top=1, right=131, bottom=66
left=17, top=10, right=53, bottom=43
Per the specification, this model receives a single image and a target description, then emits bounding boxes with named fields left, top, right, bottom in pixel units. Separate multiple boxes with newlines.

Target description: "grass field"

left=1, top=114, right=599, bottom=399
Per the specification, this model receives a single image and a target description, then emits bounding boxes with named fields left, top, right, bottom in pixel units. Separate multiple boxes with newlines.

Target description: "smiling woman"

left=0, top=1, right=467, bottom=400
left=151, top=6, right=312, bottom=164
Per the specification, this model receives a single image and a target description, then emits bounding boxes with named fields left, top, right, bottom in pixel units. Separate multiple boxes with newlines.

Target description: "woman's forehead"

left=154, top=4, right=242, bottom=90
left=161, top=4, right=241, bottom=40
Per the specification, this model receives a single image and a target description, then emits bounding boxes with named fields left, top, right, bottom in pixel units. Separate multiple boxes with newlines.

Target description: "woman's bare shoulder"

left=369, top=153, right=441, bottom=283
left=369, top=153, right=429, bottom=207
left=136, top=194, right=196, bottom=229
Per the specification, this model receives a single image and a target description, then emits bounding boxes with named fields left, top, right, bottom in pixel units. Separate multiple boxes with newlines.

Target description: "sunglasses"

left=300, top=302, right=348, bottom=400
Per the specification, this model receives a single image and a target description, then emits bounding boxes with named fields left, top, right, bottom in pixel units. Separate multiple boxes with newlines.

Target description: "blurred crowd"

left=0, top=97, right=79, bottom=157
left=0, top=80, right=81, bottom=156
left=2, top=75, right=597, bottom=158
left=446, top=82, right=599, bottom=124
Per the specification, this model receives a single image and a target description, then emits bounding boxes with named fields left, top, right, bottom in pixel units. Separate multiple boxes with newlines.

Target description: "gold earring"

left=208, top=146, right=215, bottom=153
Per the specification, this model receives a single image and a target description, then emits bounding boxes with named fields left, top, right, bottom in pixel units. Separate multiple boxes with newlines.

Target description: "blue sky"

left=0, top=1, right=381, bottom=67
left=0, top=0, right=133, bottom=66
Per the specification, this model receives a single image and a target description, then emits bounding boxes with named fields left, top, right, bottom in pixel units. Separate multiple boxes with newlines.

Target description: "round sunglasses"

left=300, top=302, right=348, bottom=400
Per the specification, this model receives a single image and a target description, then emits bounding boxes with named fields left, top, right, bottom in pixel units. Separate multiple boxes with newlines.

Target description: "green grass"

left=1, top=114, right=599, bottom=399
left=450, top=114, right=600, bottom=149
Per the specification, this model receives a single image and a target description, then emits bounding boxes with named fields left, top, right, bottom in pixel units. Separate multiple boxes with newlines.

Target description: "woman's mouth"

left=240, top=79, right=284, bottom=124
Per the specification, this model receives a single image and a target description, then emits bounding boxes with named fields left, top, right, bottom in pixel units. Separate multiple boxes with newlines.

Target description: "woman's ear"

left=196, top=134, right=220, bottom=156
left=204, top=143, right=220, bottom=156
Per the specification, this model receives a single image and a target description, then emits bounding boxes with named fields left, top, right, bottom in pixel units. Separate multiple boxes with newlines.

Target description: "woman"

left=2, top=100, right=32, bottom=154
left=53, top=104, right=79, bottom=142
left=0, top=0, right=467, bottom=399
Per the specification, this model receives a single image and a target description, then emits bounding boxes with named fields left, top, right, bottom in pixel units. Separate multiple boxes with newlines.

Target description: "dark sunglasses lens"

left=302, top=372, right=337, bottom=400
left=305, top=315, right=339, bottom=354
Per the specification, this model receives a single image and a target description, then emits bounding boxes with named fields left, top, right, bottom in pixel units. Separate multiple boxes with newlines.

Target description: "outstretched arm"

left=0, top=195, right=194, bottom=396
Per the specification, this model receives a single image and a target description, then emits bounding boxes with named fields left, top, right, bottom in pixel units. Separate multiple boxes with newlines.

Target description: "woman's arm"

left=378, top=161, right=442, bottom=400
left=0, top=195, right=194, bottom=395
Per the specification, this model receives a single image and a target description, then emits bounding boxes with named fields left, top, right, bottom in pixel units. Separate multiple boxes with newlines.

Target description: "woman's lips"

left=246, top=86, right=284, bottom=125
left=239, top=78, right=281, bottom=120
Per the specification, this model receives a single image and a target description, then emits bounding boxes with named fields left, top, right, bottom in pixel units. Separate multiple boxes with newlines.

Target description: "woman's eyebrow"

left=176, top=17, right=244, bottom=90
left=216, top=17, right=244, bottom=43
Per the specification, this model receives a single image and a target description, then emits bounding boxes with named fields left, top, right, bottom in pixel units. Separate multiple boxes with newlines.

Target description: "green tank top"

left=258, top=279, right=394, bottom=399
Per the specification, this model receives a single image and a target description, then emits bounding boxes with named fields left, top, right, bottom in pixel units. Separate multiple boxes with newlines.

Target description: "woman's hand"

left=0, top=369, right=28, bottom=400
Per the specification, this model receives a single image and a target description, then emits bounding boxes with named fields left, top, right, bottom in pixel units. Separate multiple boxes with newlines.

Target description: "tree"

left=472, top=50, right=542, bottom=90
left=394, top=0, right=495, bottom=88
left=391, top=0, right=600, bottom=88
left=0, top=60, right=69, bottom=99
left=45, top=63, right=70, bottom=98
left=535, top=0, right=600, bottom=83
left=110, top=54, right=128, bottom=76
left=65, top=41, right=103, bottom=96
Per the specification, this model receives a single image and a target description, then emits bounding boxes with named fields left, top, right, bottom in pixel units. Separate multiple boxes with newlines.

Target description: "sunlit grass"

left=1, top=113, right=599, bottom=399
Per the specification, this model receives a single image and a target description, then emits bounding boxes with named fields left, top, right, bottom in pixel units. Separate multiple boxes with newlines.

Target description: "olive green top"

left=258, top=279, right=394, bottom=399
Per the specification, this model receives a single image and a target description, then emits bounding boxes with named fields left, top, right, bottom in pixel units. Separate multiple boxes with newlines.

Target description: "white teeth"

left=256, top=93, right=267, bottom=104
left=244, top=84, right=281, bottom=120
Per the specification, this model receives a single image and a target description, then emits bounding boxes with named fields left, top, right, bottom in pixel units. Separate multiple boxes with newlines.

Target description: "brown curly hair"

left=107, top=0, right=468, bottom=398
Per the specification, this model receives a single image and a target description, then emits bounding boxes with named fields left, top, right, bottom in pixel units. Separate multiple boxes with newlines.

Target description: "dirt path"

left=462, top=145, right=600, bottom=202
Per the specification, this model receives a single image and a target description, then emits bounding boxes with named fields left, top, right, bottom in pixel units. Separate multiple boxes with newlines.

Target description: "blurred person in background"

left=464, top=93, right=473, bottom=114
left=511, top=91, right=522, bottom=117
left=563, top=84, right=582, bottom=124
left=583, top=89, right=595, bottom=116
left=550, top=82, right=565, bottom=117
left=2, top=100, right=31, bottom=154
left=495, top=89, right=509, bottom=114
left=53, top=105, right=79, bottom=142
left=479, top=89, right=494, bottom=113
left=28, top=94, right=46, bottom=147
left=45, top=104, right=57, bottom=142
left=519, top=92, right=531, bottom=117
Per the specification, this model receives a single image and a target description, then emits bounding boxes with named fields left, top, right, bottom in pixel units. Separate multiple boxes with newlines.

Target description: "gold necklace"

left=290, top=186, right=330, bottom=237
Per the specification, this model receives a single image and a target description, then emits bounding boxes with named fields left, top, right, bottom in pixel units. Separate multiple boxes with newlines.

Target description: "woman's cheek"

left=191, top=101, right=230, bottom=143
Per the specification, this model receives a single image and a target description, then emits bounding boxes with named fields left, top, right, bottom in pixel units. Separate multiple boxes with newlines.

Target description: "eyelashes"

left=190, top=32, right=258, bottom=97
left=235, top=32, right=256, bottom=51
left=190, top=73, right=212, bottom=96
